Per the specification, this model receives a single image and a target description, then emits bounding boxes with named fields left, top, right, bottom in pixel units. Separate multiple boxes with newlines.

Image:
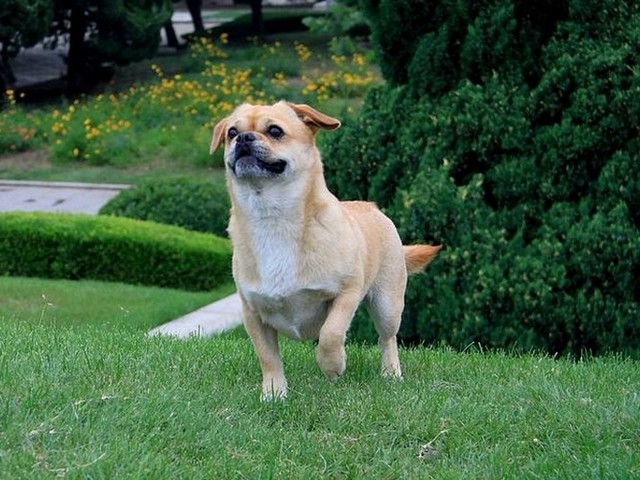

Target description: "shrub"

left=363, top=0, right=569, bottom=92
left=99, top=177, right=230, bottom=238
left=325, top=0, right=640, bottom=357
left=202, top=11, right=323, bottom=41
left=303, top=1, right=370, bottom=40
left=0, top=213, right=232, bottom=291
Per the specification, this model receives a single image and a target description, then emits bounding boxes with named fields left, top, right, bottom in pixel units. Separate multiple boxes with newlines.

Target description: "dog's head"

left=210, top=101, right=340, bottom=181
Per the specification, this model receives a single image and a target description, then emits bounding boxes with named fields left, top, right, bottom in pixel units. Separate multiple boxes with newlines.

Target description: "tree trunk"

left=186, top=0, right=205, bottom=33
left=0, top=43, right=16, bottom=91
left=66, top=4, right=87, bottom=93
left=249, top=0, right=264, bottom=36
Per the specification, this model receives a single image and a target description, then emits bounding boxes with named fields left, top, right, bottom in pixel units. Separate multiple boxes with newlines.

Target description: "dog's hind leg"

left=366, top=281, right=406, bottom=378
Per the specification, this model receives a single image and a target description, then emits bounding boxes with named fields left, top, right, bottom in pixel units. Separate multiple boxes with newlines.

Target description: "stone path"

left=148, top=292, right=242, bottom=338
left=0, top=180, right=128, bottom=215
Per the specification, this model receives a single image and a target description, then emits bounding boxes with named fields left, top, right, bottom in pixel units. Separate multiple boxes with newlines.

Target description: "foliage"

left=0, top=0, right=53, bottom=95
left=324, top=0, right=640, bottom=356
left=0, top=36, right=379, bottom=162
left=303, top=1, right=372, bottom=58
left=202, top=10, right=324, bottom=41
left=0, top=0, right=52, bottom=55
left=48, top=0, right=172, bottom=92
left=361, top=0, right=569, bottom=90
left=0, top=212, right=232, bottom=291
left=100, top=177, right=230, bottom=238
left=303, top=0, right=370, bottom=39
left=1, top=0, right=171, bottom=94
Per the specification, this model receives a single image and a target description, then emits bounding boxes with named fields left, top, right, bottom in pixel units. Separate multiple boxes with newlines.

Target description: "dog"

left=210, top=101, right=441, bottom=400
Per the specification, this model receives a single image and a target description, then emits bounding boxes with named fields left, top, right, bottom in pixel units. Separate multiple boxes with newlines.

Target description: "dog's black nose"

left=236, top=132, right=256, bottom=144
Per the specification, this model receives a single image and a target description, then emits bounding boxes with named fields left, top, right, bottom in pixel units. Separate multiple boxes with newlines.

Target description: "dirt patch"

left=0, top=150, right=50, bottom=171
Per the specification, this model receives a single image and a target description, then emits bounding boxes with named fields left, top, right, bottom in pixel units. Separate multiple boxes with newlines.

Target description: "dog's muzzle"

left=230, top=133, right=287, bottom=178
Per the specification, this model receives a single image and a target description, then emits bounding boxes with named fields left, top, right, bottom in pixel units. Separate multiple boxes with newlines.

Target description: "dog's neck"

left=229, top=166, right=332, bottom=225
left=229, top=167, right=337, bottom=295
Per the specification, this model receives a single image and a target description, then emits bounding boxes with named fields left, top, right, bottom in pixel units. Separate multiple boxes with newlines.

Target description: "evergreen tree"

left=324, top=0, right=640, bottom=356
left=49, top=0, right=172, bottom=92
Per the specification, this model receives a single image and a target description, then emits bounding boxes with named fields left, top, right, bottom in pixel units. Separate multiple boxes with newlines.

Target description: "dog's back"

left=341, top=201, right=441, bottom=276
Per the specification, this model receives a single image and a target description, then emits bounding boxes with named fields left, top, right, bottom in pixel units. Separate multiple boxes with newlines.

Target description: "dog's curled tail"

left=404, top=245, right=442, bottom=275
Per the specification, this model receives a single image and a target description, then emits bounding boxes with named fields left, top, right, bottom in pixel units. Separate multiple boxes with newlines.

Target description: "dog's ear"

left=210, top=118, right=228, bottom=154
left=287, top=103, right=341, bottom=133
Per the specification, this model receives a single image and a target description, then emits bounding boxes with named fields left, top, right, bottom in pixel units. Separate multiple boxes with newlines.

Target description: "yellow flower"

left=352, top=53, right=366, bottom=67
left=4, top=89, right=17, bottom=105
left=294, top=42, right=312, bottom=62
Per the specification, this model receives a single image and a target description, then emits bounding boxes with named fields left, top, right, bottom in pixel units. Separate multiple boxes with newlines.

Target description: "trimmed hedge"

left=0, top=212, right=232, bottom=291
left=322, top=0, right=640, bottom=357
left=199, top=10, right=324, bottom=41
left=99, top=177, right=230, bottom=238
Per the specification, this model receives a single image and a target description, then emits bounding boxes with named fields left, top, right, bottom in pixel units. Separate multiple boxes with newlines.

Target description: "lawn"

left=0, top=316, right=637, bottom=478
left=0, top=149, right=229, bottom=185
left=0, top=276, right=234, bottom=331
left=1, top=278, right=637, bottom=477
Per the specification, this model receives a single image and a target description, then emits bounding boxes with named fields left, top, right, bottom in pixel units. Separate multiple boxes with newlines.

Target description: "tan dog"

left=210, top=101, right=440, bottom=400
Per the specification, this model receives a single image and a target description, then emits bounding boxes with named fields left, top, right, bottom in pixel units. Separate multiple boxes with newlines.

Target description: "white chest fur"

left=231, top=180, right=344, bottom=340
left=249, top=216, right=300, bottom=298
left=238, top=219, right=339, bottom=340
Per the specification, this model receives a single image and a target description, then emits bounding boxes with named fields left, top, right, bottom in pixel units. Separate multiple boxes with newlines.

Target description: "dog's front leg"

left=316, top=289, right=361, bottom=382
left=241, top=299, right=287, bottom=401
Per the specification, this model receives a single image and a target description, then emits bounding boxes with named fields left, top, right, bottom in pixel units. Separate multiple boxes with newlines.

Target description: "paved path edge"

left=0, top=180, right=130, bottom=191
left=147, top=292, right=243, bottom=339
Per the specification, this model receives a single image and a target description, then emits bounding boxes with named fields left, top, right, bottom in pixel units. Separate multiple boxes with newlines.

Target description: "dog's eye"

left=228, top=127, right=238, bottom=140
left=267, top=125, right=284, bottom=139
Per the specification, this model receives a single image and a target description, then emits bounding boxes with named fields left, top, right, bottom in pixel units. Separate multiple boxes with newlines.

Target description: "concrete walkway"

left=0, top=180, right=243, bottom=337
left=148, top=292, right=243, bottom=338
left=0, top=180, right=128, bottom=214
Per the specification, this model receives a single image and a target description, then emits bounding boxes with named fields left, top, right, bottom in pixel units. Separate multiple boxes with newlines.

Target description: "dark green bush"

left=362, top=0, right=569, bottom=91
left=200, top=11, right=323, bottom=41
left=99, top=177, right=230, bottom=238
left=326, top=0, right=640, bottom=356
left=0, top=212, right=232, bottom=291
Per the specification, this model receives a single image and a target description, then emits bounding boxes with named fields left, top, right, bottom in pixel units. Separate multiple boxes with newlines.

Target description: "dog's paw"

left=381, top=362, right=402, bottom=378
left=317, top=345, right=346, bottom=382
left=261, top=378, right=288, bottom=402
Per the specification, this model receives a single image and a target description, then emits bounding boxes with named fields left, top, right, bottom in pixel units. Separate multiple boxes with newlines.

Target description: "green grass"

left=0, top=276, right=234, bottom=331
left=0, top=318, right=637, bottom=478
left=0, top=150, right=227, bottom=185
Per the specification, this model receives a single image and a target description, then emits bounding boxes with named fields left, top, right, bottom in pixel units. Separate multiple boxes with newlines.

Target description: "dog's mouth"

left=231, top=144, right=287, bottom=178
left=234, top=155, right=287, bottom=175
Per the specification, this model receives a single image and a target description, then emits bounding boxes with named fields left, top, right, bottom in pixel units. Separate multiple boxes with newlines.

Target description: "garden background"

left=1, top=0, right=639, bottom=477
